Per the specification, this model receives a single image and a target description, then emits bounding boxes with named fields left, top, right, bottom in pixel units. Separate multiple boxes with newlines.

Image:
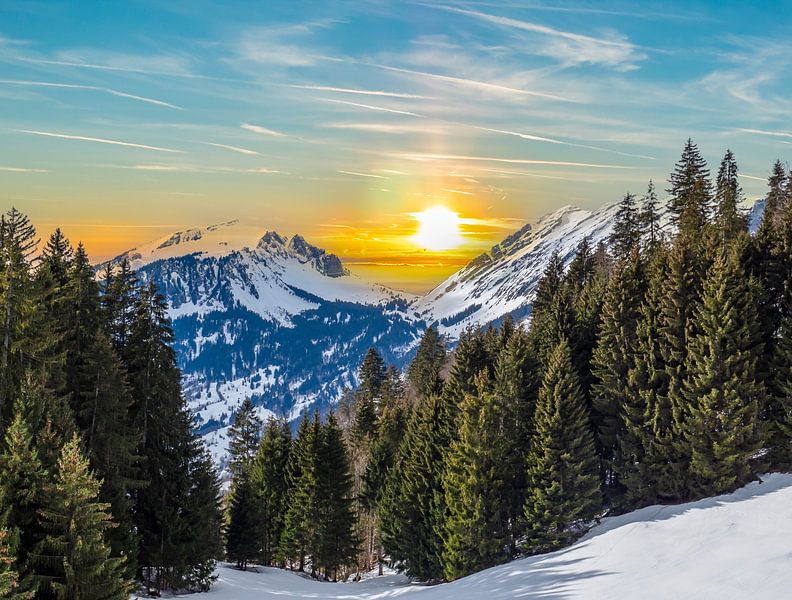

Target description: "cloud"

left=734, top=128, right=792, bottom=140
left=97, top=163, right=286, bottom=174
left=317, top=97, right=423, bottom=117
left=234, top=24, right=339, bottom=67
left=322, top=122, right=446, bottom=135
left=338, top=170, right=388, bottom=179
left=0, top=79, right=180, bottom=109
left=201, top=142, right=260, bottom=156
left=426, top=4, right=646, bottom=70
left=14, top=130, right=183, bottom=153
left=285, top=84, right=432, bottom=99
left=368, top=63, right=577, bottom=102
left=0, top=166, right=49, bottom=172
left=395, top=152, right=638, bottom=169
left=477, top=127, right=655, bottom=159
left=241, top=123, right=287, bottom=137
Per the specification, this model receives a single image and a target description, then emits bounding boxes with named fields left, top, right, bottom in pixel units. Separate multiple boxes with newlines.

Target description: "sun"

left=411, top=206, right=464, bottom=251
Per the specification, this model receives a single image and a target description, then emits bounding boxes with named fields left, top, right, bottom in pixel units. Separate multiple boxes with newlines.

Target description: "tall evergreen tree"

left=279, top=413, right=321, bottom=572
left=315, top=413, right=358, bottom=580
left=378, top=394, right=446, bottom=582
left=250, top=418, right=292, bottom=566
left=668, top=139, right=711, bottom=237
left=714, top=150, right=748, bottom=241
left=225, top=470, right=260, bottom=571
left=591, top=256, right=645, bottom=497
left=227, top=398, right=262, bottom=480
left=683, top=246, right=765, bottom=496
left=609, top=193, right=642, bottom=259
left=523, top=339, right=601, bottom=554
left=441, top=378, right=510, bottom=580
left=0, top=526, right=31, bottom=599
left=407, top=327, right=446, bottom=399
left=640, top=180, right=662, bottom=251
left=32, top=435, right=130, bottom=600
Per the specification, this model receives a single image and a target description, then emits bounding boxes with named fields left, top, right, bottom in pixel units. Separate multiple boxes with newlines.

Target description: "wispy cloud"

left=15, top=130, right=183, bottom=153
left=338, top=170, right=388, bottom=179
left=0, top=79, right=180, bottom=109
left=477, top=126, right=655, bottom=159
left=425, top=4, right=646, bottom=70
left=738, top=173, right=767, bottom=182
left=97, top=163, right=286, bottom=174
left=201, top=142, right=260, bottom=156
left=241, top=123, right=287, bottom=137
left=317, top=97, right=423, bottom=117
left=396, top=152, right=637, bottom=169
left=285, top=84, right=432, bottom=99
left=0, top=166, right=49, bottom=173
left=368, top=63, right=577, bottom=102
left=734, top=127, right=792, bottom=140
left=322, top=122, right=446, bottom=135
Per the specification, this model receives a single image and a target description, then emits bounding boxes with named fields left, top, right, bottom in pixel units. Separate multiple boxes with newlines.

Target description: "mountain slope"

left=161, top=472, right=792, bottom=599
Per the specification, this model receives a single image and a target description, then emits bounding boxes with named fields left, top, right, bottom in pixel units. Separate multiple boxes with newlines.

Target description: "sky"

left=1, top=1, right=792, bottom=292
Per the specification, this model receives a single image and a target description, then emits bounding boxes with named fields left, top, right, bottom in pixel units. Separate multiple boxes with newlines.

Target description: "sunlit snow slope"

left=179, top=472, right=792, bottom=600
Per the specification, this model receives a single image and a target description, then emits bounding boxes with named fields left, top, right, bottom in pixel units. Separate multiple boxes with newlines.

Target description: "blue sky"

left=1, top=1, right=791, bottom=288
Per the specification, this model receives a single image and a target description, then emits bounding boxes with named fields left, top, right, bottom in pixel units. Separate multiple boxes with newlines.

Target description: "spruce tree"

left=378, top=394, right=445, bottom=582
left=0, top=410, right=46, bottom=595
left=609, top=193, right=642, bottom=259
left=761, top=160, right=787, bottom=231
left=714, top=150, right=747, bottom=242
left=227, top=398, right=262, bottom=480
left=250, top=418, right=292, bottom=566
left=591, top=256, right=645, bottom=497
left=0, top=526, right=31, bottom=600
left=407, top=327, right=446, bottom=399
left=33, top=435, right=129, bottom=600
left=668, top=139, right=711, bottom=237
left=683, top=246, right=765, bottom=496
left=441, top=378, right=510, bottom=580
left=225, top=471, right=260, bottom=570
left=315, top=413, right=358, bottom=580
left=279, top=413, right=321, bottom=572
left=640, top=180, right=662, bottom=251
left=523, top=339, right=600, bottom=554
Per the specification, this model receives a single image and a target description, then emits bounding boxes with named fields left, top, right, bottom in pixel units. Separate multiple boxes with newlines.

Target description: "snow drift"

left=188, top=472, right=792, bottom=599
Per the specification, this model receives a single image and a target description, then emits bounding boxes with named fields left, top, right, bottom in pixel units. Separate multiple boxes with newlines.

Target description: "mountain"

left=166, top=472, right=792, bottom=599
left=107, top=199, right=764, bottom=462
left=100, top=220, right=424, bottom=462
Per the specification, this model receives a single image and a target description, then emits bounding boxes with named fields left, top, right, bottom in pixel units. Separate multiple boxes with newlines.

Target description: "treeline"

left=0, top=217, right=222, bottom=598
left=227, top=140, right=792, bottom=583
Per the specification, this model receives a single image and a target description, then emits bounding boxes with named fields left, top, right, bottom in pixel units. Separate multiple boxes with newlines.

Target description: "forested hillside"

left=223, top=140, right=792, bottom=583
left=0, top=219, right=222, bottom=597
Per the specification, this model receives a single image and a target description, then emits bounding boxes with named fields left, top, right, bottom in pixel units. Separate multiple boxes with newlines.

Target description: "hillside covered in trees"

left=0, top=216, right=222, bottom=597
left=224, top=140, right=792, bottom=583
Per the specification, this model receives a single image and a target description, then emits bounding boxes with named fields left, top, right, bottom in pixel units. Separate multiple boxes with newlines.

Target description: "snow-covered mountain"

left=107, top=199, right=764, bottom=462
left=100, top=220, right=424, bottom=462
left=155, top=472, right=792, bottom=599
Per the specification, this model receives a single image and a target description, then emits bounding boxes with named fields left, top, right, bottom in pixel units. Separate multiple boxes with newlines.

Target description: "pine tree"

left=225, top=470, right=260, bottom=570
left=315, top=413, right=358, bottom=580
left=378, top=394, right=445, bottom=582
left=33, top=435, right=129, bottom=600
left=492, top=327, right=539, bottom=552
left=523, top=339, right=600, bottom=554
left=0, top=208, right=39, bottom=429
left=591, top=256, right=645, bottom=497
left=358, top=348, right=386, bottom=405
left=279, top=413, right=321, bottom=572
left=761, top=160, right=787, bottom=232
left=250, top=418, right=292, bottom=566
left=682, top=246, right=765, bottom=496
left=609, top=193, right=642, bottom=259
left=441, top=378, right=510, bottom=580
left=668, top=139, right=711, bottom=237
left=407, top=327, right=446, bottom=399
left=0, top=408, right=48, bottom=592
left=640, top=180, right=662, bottom=251
left=227, top=398, right=262, bottom=480
left=0, top=526, right=31, bottom=600
left=714, top=150, right=748, bottom=242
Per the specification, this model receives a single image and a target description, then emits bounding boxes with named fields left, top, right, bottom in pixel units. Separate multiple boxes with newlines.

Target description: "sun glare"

left=411, top=206, right=464, bottom=251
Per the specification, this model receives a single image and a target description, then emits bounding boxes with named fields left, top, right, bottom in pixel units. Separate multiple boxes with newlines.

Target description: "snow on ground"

left=196, top=473, right=792, bottom=599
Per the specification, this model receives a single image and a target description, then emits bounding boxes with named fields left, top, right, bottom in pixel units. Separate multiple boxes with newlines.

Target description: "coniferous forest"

left=2, top=140, right=792, bottom=595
